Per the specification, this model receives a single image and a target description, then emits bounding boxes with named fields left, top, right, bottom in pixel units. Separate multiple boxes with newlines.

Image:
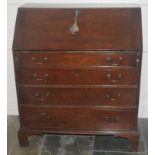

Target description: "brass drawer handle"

left=33, top=73, right=37, bottom=77
left=33, top=92, right=51, bottom=99
left=31, top=57, right=48, bottom=62
left=106, top=93, right=121, bottom=101
left=69, top=9, right=80, bottom=35
left=119, top=57, right=123, bottom=61
left=43, top=57, right=48, bottom=61
left=31, top=57, right=36, bottom=61
left=106, top=73, right=123, bottom=83
left=136, top=58, right=140, bottom=63
left=32, top=73, right=49, bottom=80
left=44, top=73, right=49, bottom=77
left=106, top=57, right=112, bottom=62
left=106, top=57, right=123, bottom=66
left=118, top=74, right=123, bottom=80
left=39, top=112, right=51, bottom=120
left=45, top=92, right=51, bottom=96
left=33, top=92, right=40, bottom=97
left=105, top=116, right=120, bottom=123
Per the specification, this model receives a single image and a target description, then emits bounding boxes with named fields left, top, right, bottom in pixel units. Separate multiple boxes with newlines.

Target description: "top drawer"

left=14, top=51, right=140, bottom=68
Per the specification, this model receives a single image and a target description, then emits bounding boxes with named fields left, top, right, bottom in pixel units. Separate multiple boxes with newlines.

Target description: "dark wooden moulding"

left=13, top=3, right=142, bottom=152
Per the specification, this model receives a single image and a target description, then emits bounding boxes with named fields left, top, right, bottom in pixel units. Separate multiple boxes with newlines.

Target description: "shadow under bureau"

left=12, top=3, right=143, bottom=151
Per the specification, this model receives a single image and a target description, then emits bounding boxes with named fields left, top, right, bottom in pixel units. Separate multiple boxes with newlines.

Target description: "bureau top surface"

left=13, top=4, right=142, bottom=51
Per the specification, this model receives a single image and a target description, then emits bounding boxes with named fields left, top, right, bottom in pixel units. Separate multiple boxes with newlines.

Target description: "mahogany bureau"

left=12, top=4, right=142, bottom=151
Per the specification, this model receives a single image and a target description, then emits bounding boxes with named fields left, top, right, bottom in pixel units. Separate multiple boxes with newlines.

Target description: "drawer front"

left=18, top=87, right=137, bottom=107
left=20, top=105, right=137, bottom=131
left=14, top=52, right=140, bottom=68
left=17, top=69, right=139, bottom=85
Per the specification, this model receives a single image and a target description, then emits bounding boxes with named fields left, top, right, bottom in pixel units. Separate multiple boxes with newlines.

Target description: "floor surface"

left=7, top=116, right=148, bottom=155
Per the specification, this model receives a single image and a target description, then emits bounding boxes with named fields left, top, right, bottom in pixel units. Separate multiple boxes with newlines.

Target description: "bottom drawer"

left=20, top=105, right=137, bottom=131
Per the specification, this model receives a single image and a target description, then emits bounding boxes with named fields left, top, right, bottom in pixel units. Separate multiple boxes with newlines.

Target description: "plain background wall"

left=7, top=0, right=148, bottom=117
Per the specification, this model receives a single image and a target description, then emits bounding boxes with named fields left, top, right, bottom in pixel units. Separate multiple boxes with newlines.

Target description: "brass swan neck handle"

left=69, top=9, right=81, bottom=35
